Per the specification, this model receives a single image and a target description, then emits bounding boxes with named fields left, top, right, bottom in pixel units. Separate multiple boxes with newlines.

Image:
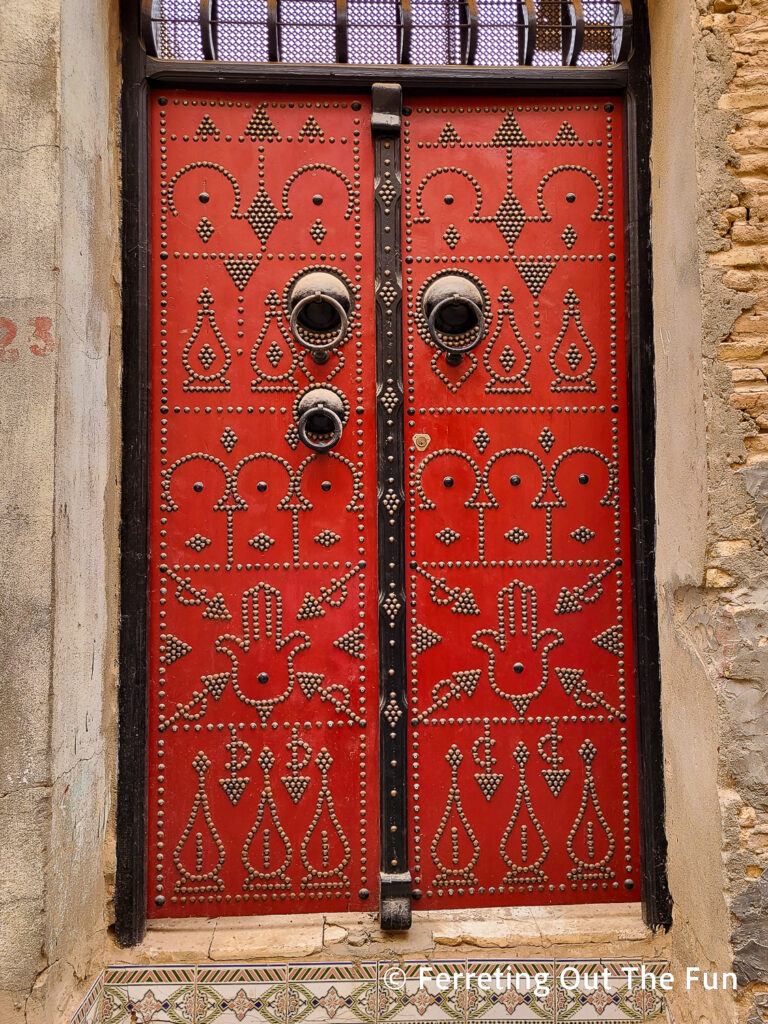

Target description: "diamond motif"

left=384, top=695, right=403, bottom=727
left=245, top=187, right=280, bottom=244
left=380, top=386, right=398, bottom=414
left=499, top=345, right=517, bottom=372
left=285, top=423, right=300, bottom=450
left=248, top=532, right=275, bottom=552
left=562, top=223, right=578, bottom=249
left=382, top=489, right=400, bottom=515
left=504, top=527, right=530, bottom=545
left=196, top=216, right=215, bottom=243
left=314, top=529, right=341, bottom=548
left=495, top=189, right=527, bottom=249
left=266, top=341, right=284, bottom=367
left=473, top=427, right=491, bottom=453
left=383, top=592, right=401, bottom=621
left=220, top=426, right=238, bottom=452
left=380, top=281, right=397, bottom=308
left=565, top=342, right=583, bottom=370
left=443, top=224, right=461, bottom=249
left=379, top=179, right=396, bottom=206
left=571, top=526, right=596, bottom=544
left=435, top=526, right=461, bottom=546
left=309, top=218, right=327, bottom=244
left=185, top=533, right=212, bottom=552
left=198, top=343, right=216, bottom=370
left=538, top=426, right=556, bottom=453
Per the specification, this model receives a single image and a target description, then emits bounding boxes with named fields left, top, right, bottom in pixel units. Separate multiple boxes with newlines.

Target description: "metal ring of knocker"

left=296, top=388, right=346, bottom=453
left=288, top=271, right=352, bottom=364
left=427, top=294, right=485, bottom=365
left=290, top=292, right=349, bottom=358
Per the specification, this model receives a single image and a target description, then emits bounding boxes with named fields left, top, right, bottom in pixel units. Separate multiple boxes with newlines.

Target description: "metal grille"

left=280, top=0, right=338, bottom=63
left=409, top=0, right=465, bottom=66
left=347, top=0, right=401, bottom=65
left=152, top=0, right=204, bottom=59
left=213, top=0, right=270, bottom=61
left=473, top=2, right=522, bottom=67
left=144, top=0, right=632, bottom=67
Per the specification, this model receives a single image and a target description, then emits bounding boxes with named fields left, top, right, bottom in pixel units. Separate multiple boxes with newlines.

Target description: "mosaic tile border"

left=71, top=960, right=671, bottom=1024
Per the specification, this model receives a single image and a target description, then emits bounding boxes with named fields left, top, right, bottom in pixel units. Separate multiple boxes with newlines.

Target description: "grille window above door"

left=142, top=0, right=633, bottom=67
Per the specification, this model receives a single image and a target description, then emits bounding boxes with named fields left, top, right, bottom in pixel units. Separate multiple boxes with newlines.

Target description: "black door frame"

left=116, top=0, right=670, bottom=946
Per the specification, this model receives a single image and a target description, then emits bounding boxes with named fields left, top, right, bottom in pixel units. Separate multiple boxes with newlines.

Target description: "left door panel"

left=148, top=91, right=378, bottom=917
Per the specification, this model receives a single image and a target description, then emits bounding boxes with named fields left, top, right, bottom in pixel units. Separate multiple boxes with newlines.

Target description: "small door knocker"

left=422, top=275, right=486, bottom=365
left=288, top=271, right=352, bottom=364
left=296, top=388, right=347, bottom=452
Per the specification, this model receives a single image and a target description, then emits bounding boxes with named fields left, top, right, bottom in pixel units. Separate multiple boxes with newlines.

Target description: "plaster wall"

left=0, top=0, right=120, bottom=1020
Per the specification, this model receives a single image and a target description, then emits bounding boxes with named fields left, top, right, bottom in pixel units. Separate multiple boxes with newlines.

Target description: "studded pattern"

left=404, top=100, right=638, bottom=911
left=148, top=93, right=377, bottom=919
left=148, top=92, right=637, bottom=920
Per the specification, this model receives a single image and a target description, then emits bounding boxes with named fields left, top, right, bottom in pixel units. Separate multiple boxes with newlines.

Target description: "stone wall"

left=649, top=1, right=768, bottom=1022
left=0, top=0, right=120, bottom=1020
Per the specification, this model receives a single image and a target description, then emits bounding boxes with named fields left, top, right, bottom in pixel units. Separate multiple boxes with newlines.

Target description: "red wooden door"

left=403, top=98, right=638, bottom=909
left=148, top=93, right=379, bottom=917
left=147, top=90, right=640, bottom=919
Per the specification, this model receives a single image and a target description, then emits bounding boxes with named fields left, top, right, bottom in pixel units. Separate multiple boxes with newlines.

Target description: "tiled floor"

left=72, top=960, right=671, bottom=1024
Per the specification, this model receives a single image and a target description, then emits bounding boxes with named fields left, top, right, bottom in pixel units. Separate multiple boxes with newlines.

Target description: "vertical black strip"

left=116, top=0, right=150, bottom=947
left=267, top=0, right=281, bottom=62
left=335, top=0, right=349, bottom=63
left=372, top=83, right=411, bottom=932
left=140, top=0, right=158, bottom=58
left=201, top=0, right=217, bottom=59
left=625, top=0, right=672, bottom=931
left=462, top=0, right=479, bottom=65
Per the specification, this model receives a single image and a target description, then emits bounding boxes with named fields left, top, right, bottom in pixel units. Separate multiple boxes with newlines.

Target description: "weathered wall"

left=649, top=1, right=768, bottom=1022
left=0, top=0, right=120, bottom=1020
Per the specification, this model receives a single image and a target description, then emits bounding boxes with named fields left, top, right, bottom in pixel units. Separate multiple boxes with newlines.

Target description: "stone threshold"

left=105, top=902, right=664, bottom=964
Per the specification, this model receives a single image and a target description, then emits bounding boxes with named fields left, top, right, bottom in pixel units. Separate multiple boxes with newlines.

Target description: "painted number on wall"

left=0, top=317, right=55, bottom=363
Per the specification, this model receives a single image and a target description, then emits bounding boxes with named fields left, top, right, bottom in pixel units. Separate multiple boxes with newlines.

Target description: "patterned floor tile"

left=98, top=965, right=197, bottom=1024
left=70, top=959, right=672, bottom=1024
left=287, top=962, right=378, bottom=1023
left=553, top=961, right=643, bottom=1022
left=196, top=963, right=288, bottom=1024
left=379, top=961, right=466, bottom=1022
left=464, top=960, right=555, bottom=1022
left=71, top=975, right=103, bottom=1024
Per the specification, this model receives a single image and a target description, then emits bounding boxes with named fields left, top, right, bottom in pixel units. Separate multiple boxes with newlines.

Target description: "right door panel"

left=403, top=97, right=640, bottom=908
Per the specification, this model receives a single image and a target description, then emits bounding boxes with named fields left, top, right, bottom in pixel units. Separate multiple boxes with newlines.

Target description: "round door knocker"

left=422, top=275, right=486, bottom=365
left=296, top=388, right=347, bottom=452
left=288, top=271, right=352, bottom=364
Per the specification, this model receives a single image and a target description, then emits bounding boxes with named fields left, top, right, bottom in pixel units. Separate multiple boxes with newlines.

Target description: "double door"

left=147, top=87, right=639, bottom=922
